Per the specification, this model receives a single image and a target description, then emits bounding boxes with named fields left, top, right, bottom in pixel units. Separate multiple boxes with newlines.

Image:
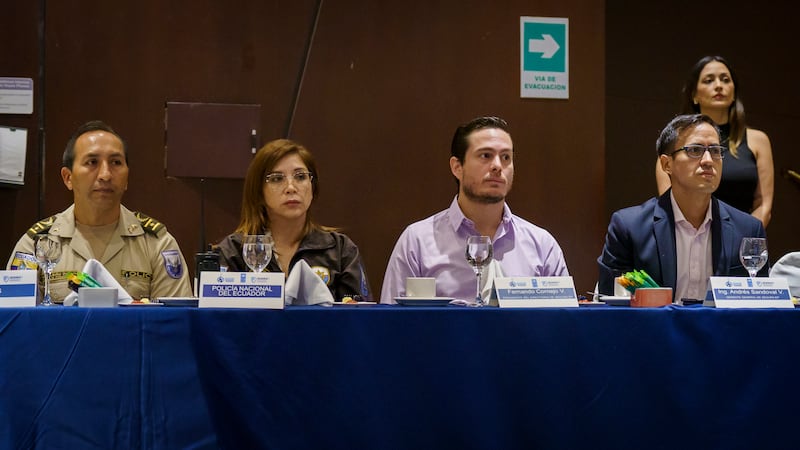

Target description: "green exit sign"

left=520, top=17, right=569, bottom=99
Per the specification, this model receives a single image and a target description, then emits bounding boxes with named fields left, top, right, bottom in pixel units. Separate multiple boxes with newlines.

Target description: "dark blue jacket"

left=598, top=190, right=767, bottom=298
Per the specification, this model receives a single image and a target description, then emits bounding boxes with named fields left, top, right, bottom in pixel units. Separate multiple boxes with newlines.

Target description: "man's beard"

left=462, top=183, right=505, bottom=204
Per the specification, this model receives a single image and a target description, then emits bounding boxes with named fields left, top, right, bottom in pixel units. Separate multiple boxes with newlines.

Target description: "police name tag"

left=494, top=276, right=578, bottom=308
left=199, top=271, right=284, bottom=309
left=705, top=276, right=793, bottom=309
left=0, top=270, right=37, bottom=307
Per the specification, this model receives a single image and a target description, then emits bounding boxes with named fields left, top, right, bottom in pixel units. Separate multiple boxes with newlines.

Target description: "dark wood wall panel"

left=290, top=0, right=607, bottom=294
left=606, top=1, right=800, bottom=268
left=40, top=0, right=318, bottom=262
left=0, top=2, right=41, bottom=261
left=6, top=0, right=606, bottom=295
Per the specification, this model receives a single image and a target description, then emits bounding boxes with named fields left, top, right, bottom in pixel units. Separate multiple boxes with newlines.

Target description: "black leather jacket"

left=214, top=229, right=372, bottom=301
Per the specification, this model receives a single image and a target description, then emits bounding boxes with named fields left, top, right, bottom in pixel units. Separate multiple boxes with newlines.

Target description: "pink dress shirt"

left=380, top=196, right=569, bottom=303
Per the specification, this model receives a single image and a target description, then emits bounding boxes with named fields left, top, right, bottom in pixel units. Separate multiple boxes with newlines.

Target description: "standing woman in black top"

left=656, top=55, right=774, bottom=227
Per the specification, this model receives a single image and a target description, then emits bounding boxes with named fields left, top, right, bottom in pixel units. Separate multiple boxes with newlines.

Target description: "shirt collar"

left=447, top=195, right=513, bottom=235
left=669, top=191, right=712, bottom=229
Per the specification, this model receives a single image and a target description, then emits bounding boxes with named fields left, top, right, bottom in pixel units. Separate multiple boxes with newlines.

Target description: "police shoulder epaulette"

left=133, top=211, right=166, bottom=237
left=25, top=215, right=58, bottom=239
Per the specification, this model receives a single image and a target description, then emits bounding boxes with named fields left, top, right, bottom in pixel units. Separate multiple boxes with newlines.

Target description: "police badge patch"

left=161, top=250, right=183, bottom=279
left=311, top=266, right=331, bottom=285
left=10, top=251, right=38, bottom=270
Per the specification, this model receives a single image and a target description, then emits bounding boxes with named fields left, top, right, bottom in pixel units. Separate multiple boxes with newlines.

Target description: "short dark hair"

left=450, top=116, right=510, bottom=163
left=62, top=120, right=128, bottom=168
left=656, top=114, right=720, bottom=156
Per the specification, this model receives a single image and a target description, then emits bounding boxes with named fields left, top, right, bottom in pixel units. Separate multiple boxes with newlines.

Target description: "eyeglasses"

left=264, top=171, right=314, bottom=188
left=669, top=145, right=727, bottom=160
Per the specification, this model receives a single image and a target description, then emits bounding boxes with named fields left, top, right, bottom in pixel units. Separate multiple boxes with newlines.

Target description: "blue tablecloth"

left=0, top=307, right=216, bottom=449
left=2, top=305, right=799, bottom=449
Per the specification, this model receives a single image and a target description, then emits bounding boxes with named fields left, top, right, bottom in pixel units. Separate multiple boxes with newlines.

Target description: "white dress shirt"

left=670, top=193, right=713, bottom=302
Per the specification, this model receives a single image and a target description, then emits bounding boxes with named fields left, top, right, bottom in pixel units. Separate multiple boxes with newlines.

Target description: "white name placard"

left=199, top=271, right=284, bottom=309
left=0, top=77, right=33, bottom=114
left=705, top=276, right=793, bottom=309
left=0, top=126, right=27, bottom=185
left=0, top=270, right=37, bottom=307
left=494, top=276, right=578, bottom=308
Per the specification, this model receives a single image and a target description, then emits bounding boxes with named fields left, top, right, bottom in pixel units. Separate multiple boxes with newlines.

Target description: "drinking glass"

left=242, top=234, right=274, bottom=272
left=465, top=235, right=493, bottom=306
left=739, top=237, right=768, bottom=278
left=35, top=236, right=62, bottom=306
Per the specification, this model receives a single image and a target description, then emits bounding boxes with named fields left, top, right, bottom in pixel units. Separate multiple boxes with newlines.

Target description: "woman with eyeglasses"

left=214, top=139, right=372, bottom=300
left=655, top=55, right=774, bottom=227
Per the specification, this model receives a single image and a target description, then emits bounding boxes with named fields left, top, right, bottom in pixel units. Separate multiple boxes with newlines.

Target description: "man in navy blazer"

left=598, top=114, right=767, bottom=301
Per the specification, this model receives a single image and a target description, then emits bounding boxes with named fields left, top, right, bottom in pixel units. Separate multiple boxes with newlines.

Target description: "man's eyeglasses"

left=264, top=171, right=314, bottom=188
left=669, top=145, right=727, bottom=160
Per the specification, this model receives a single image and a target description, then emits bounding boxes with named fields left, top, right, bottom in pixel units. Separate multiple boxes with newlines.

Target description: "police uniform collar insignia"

left=161, top=250, right=183, bottom=279
left=128, top=223, right=139, bottom=233
left=133, top=211, right=165, bottom=236
left=25, top=215, right=58, bottom=239
left=311, top=266, right=331, bottom=285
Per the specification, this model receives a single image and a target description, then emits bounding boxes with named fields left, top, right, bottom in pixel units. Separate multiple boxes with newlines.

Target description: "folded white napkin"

left=284, top=260, right=334, bottom=306
left=483, top=260, right=504, bottom=306
left=770, top=252, right=800, bottom=298
left=450, top=261, right=505, bottom=307
left=64, top=259, right=133, bottom=306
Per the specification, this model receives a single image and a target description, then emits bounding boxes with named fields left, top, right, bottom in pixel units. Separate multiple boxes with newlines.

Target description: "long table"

left=1, top=306, right=799, bottom=449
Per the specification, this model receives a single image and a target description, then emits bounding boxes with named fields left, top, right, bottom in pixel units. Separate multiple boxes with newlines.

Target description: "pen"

left=68, top=272, right=102, bottom=288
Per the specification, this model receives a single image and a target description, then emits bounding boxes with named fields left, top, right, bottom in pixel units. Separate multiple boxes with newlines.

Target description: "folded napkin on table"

left=483, top=260, right=505, bottom=306
left=770, top=251, right=800, bottom=298
left=64, top=258, right=133, bottom=306
left=450, top=260, right=505, bottom=307
left=284, top=260, right=334, bottom=306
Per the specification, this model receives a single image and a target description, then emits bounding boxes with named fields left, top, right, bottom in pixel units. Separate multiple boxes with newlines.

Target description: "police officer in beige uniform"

left=6, top=120, right=192, bottom=303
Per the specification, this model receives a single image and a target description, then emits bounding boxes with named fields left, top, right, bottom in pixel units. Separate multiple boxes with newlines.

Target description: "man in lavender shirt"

left=380, top=116, right=569, bottom=303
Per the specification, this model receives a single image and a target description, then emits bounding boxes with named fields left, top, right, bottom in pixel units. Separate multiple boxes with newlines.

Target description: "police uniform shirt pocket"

left=121, top=270, right=153, bottom=300
left=49, top=271, right=73, bottom=304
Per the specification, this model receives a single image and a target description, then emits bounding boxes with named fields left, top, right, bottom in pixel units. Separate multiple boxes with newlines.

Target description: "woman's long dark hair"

left=681, top=55, right=746, bottom=157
